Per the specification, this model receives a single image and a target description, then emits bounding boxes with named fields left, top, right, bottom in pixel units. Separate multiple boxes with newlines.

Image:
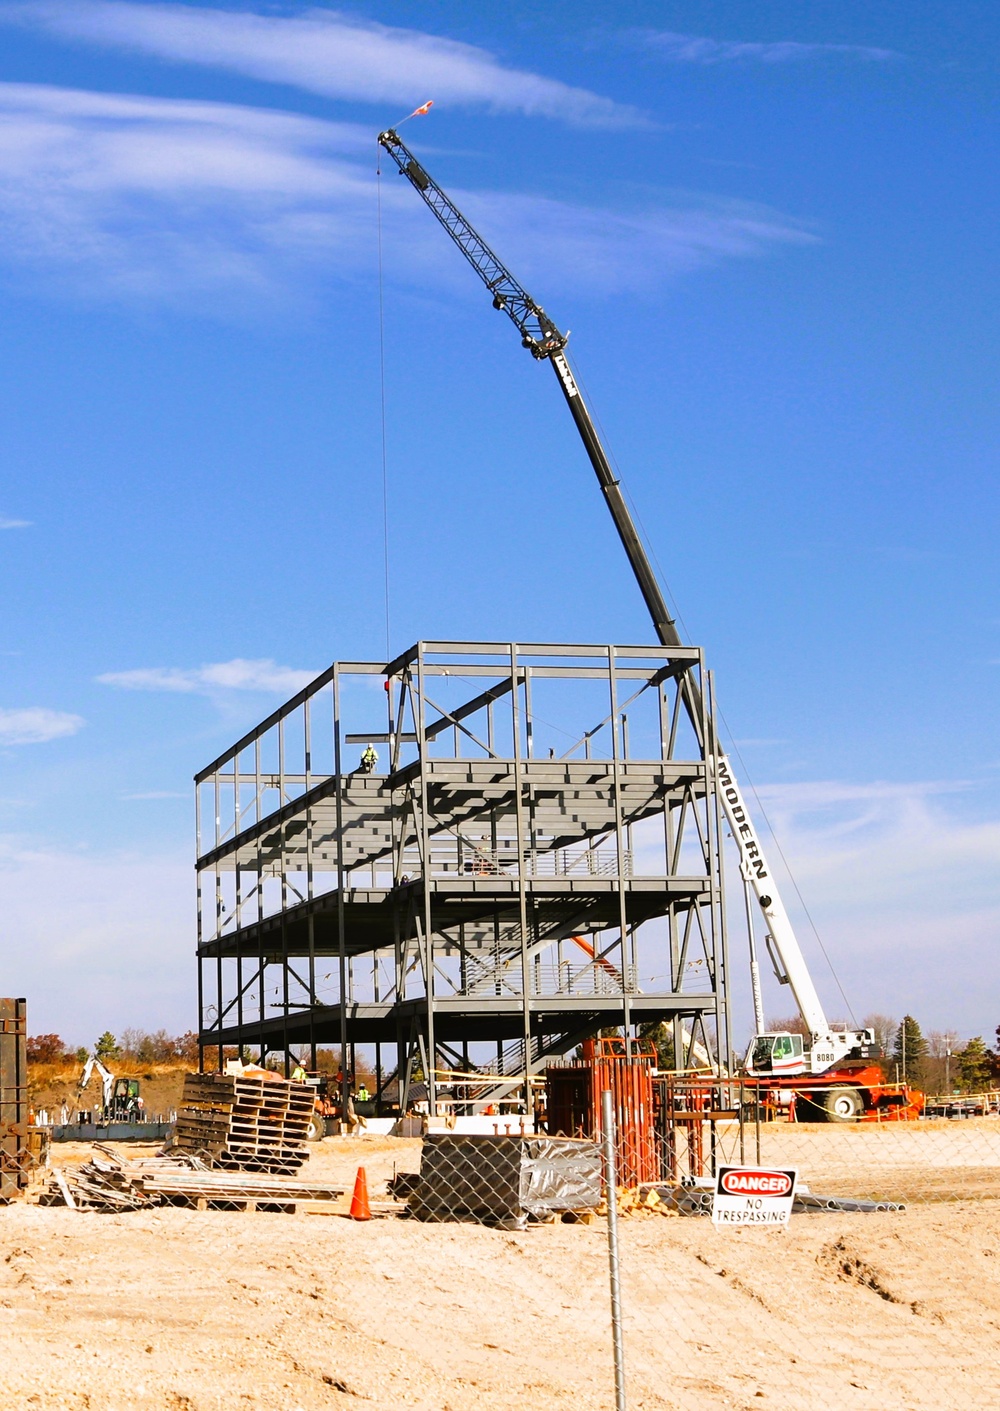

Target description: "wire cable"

left=718, top=724, right=860, bottom=1028
left=376, top=144, right=391, bottom=661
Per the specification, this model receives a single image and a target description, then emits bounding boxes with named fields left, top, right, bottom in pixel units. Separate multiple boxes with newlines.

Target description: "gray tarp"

left=411, top=1134, right=601, bottom=1222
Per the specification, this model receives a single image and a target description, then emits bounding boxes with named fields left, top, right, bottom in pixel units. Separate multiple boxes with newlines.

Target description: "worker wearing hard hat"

left=359, top=743, right=378, bottom=773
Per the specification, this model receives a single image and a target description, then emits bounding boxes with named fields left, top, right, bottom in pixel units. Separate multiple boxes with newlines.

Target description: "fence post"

left=601, top=1087, right=627, bottom=1411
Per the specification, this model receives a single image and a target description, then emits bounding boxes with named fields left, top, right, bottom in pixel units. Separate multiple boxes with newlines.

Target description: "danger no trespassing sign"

left=711, top=1166, right=798, bottom=1227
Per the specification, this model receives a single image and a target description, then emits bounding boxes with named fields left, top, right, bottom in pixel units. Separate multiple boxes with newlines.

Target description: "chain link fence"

left=376, top=1077, right=1000, bottom=1409
left=7, top=1079, right=1000, bottom=1409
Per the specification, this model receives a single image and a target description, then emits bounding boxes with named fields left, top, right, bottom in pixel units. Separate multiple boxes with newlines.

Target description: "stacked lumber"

left=137, top=1168, right=346, bottom=1210
left=37, top=1148, right=345, bottom=1213
left=38, top=1155, right=156, bottom=1211
left=173, top=1072, right=314, bottom=1175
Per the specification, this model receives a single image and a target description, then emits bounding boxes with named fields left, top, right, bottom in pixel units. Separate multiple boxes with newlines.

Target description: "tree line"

left=26, top=1029, right=200, bottom=1066
left=28, top=1016, right=1000, bottom=1095
left=24, top=1029, right=377, bottom=1083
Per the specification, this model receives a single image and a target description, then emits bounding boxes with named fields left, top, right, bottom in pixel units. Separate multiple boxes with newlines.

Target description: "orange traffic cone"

left=349, top=1166, right=371, bottom=1221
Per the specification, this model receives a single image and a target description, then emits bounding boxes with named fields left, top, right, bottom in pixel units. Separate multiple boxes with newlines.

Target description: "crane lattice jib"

left=378, top=130, right=566, bottom=358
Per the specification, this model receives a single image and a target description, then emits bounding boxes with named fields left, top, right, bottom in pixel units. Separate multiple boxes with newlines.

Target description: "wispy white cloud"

left=0, top=81, right=812, bottom=306
left=633, top=30, right=900, bottom=65
left=636, top=775, right=999, bottom=1036
left=98, top=657, right=317, bottom=695
left=0, top=707, right=84, bottom=745
left=456, top=187, right=814, bottom=296
left=0, top=515, right=31, bottom=528
left=7, top=0, right=642, bottom=129
left=0, top=81, right=377, bottom=304
left=746, top=779, right=1000, bottom=1033
left=0, top=836, right=191, bottom=1042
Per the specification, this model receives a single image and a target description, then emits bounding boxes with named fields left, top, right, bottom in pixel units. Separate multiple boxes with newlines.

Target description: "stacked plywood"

left=173, top=1071, right=314, bottom=1175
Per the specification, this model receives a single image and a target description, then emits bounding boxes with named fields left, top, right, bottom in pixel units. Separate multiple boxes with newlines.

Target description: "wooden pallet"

left=173, top=1073, right=313, bottom=1175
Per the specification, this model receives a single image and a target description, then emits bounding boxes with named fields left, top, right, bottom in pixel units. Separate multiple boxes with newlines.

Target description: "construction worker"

left=291, top=1061, right=307, bottom=1083
left=359, top=743, right=378, bottom=773
left=355, top=1083, right=370, bottom=1103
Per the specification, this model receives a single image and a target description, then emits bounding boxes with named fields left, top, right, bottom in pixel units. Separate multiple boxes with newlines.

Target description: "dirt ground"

left=2, top=1133, right=1000, bottom=1410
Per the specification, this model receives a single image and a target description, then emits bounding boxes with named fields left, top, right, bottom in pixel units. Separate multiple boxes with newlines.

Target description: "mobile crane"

left=378, top=129, right=917, bottom=1121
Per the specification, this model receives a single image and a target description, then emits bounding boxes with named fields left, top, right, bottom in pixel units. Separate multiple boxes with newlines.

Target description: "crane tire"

left=796, top=1093, right=828, bottom=1122
left=820, top=1087, right=864, bottom=1123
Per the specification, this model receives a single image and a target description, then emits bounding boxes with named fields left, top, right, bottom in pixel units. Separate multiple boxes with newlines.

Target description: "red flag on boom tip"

left=394, top=100, right=433, bottom=126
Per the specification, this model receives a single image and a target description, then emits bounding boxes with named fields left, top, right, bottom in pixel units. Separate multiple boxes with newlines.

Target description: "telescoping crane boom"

left=377, top=128, right=876, bottom=1082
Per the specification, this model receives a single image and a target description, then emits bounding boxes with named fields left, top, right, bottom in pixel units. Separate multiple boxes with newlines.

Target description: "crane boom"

left=377, top=129, right=677, bottom=645
left=377, top=128, right=872, bottom=1072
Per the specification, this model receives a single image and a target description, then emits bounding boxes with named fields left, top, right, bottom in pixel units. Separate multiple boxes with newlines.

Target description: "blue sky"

left=0, top=1, right=997, bottom=1047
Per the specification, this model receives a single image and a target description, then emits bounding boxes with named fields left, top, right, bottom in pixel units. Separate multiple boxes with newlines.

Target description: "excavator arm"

left=78, top=1056, right=115, bottom=1114
left=378, top=128, right=870, bottom=1068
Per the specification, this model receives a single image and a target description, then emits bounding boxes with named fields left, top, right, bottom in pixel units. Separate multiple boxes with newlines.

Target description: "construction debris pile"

left=632, top=1182, right=906, bottom=1217
left=172, top=1071, right=313, bottom=1175
left=37, top=1146, right=345, bottom=1213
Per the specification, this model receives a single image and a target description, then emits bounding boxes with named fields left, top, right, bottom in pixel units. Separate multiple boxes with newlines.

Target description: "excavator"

left=377, top=128, right=921, bottom=1122
left=77, top=1056, right=144, bottom=1124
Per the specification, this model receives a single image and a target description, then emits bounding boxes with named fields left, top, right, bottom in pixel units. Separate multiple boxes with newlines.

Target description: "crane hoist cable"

left=375, top=144, right=391, bottom=660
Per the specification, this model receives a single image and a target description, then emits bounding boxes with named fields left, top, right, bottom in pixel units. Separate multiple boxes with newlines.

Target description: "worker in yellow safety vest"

left=291, top=1063, right=307, bottom=1083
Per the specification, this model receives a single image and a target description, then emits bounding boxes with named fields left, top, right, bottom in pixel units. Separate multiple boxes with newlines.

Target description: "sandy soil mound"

left=29, top=1063, right=193, bottom=1121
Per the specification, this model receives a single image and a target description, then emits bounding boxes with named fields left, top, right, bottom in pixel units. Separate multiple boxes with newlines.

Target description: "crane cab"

left=745, top=1032, right=806, bottom=1076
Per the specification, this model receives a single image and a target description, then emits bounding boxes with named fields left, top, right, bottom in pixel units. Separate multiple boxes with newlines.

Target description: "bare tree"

left=862, top=1013, right=897, bottom=1061
left=765, top=1015, right=810, bottom=1038
left=118, top=1027, right=145, bottom=1058
left=925, top=1030, right=960, bottom=1095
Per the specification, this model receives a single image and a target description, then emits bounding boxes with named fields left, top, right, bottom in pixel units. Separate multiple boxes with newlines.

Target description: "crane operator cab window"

left=748, top=1032, right=804, bottom=1073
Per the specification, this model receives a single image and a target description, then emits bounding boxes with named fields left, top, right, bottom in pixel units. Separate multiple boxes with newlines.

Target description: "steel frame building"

left=196, top=640, right=732, bottom=1109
